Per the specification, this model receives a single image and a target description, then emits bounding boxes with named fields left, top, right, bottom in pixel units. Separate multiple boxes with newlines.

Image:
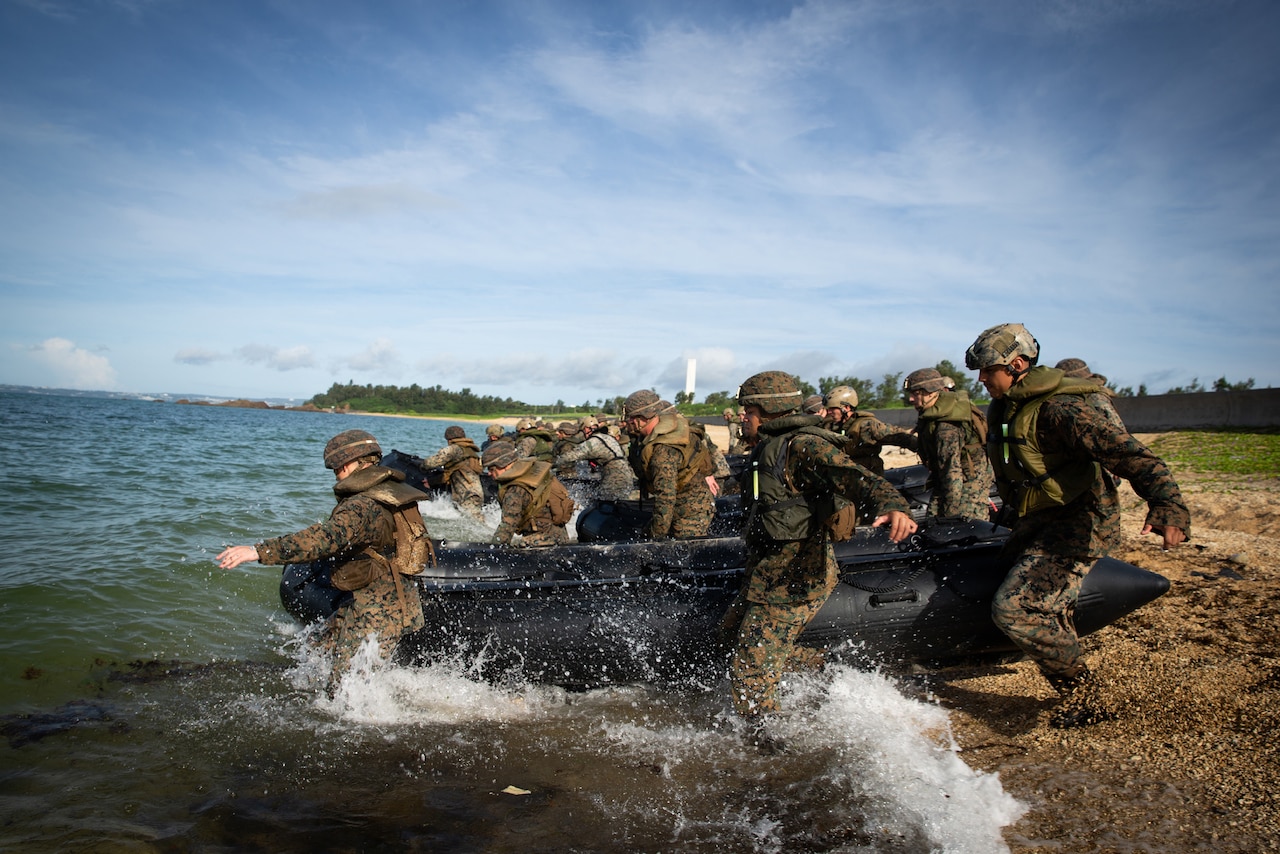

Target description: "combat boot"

left=1045, top=666, right=1115, bottom=729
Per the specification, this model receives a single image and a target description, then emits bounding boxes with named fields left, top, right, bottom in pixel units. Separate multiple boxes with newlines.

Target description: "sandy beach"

left=902, top=442, right=1280, bottom=853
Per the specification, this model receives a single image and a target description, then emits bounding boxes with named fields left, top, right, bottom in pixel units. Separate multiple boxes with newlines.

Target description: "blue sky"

left=2, top=0, right=1277, bottom=405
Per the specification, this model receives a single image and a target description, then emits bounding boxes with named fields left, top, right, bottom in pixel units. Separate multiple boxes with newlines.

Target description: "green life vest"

left=988, top=366, right=1104, bottom=516
left=741, top=414, right=844, bottom=543
left=917, top=390, right=986, bottom=479
left=519, top=429, right=557, bottom=463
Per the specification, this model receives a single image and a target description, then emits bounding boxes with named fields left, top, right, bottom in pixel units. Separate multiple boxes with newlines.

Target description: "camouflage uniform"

left=631, top=412, right=716, bottom=539
left=552, top=422, right=585, bottom=478
left=727, top=413, right=910, bottom=718
left=481, top=424, right=511, bottom=452
left=833, top=411, right=918, bottom=476
left=420, top=434, right=485, bottom=521
left=554, top=430, right=637, bottom=501
left=254, top=465, right=426, bottom=677
left=515, top=426, right=556, bottom=462
left=492, top=459, right=572, bottom=546
left=914, top=389, right=995, bottom=519
left=988, top=366, right=1191, bottom=679
left=724, top=409, right=748, bottom=455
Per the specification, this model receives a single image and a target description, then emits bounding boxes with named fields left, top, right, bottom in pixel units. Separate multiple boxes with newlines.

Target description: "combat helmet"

left=623, top=389, right=663, bottom=420
left=965, top=323, right=1040, bottom=370
left=481, top=440, right=519, bottom=470
left=323, top=429, right=382, bottom=470
left=736, top=371, right=803, bottom=415
left=903, top=368, right=949, bottom=394
left=444, top=425, right=466, bottom=440
left=485, top=424, right=505, bottom=438
left=824, top=385, right=859, bottom=410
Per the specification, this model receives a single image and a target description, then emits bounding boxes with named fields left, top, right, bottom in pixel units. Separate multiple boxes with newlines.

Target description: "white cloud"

left=235, top=344, right=316, bottom=371
left=342, top=337, right=403, bottom=374
left=26, top=338, right=117, bottom=389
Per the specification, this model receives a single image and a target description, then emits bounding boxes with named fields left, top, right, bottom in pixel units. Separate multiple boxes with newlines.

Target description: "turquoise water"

left=0, top=390, right=1023, bottom=852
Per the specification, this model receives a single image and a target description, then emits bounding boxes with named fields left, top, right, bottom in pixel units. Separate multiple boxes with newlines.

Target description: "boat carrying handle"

left=868, top=589, right=920, bottom=607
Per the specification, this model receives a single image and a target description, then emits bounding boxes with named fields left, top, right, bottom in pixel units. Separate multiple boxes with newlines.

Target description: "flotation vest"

left=741, top=414, right=844, bottom=543
left=988, top=366, right=1104, bottom=516
left=329, top=466, right=434, bottom=592
left=442, top=437, right=482, bottom=482
left=518, top=429, right=556, bottom=463
left=637, top=413, right=712, bottom=492
left=497, top=460, right=575, bottom=530
left=917, top=390, right=987, bottom=480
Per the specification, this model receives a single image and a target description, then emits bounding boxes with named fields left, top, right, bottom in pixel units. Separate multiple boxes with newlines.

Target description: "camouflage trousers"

left=661, top=483, right=716, bottom=539
left=320, top=571, right=425, bottom=679
left=452, top=484, right=486, bottom=522
left=991, top=553, right=1090, bottom=678
left=727, top=596, right=829, bottom=718
left=451, top=470, right=486, bottom=522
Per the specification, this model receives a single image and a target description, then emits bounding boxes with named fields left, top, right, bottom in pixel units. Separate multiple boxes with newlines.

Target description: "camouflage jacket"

left=741, top=414, right=910, bottom=605
left=991, top=368, right=1191, bottom=559
left=492, top=460, right=569, bottom=546
left=555, top=432, right=636, bottom=500
left=830, top=412, right=918, bottom=474
left=631, top=413, right=713, bottom=539
left=420, top=437, right=482, bottom=485
left=255, top=466, right=418, bottom=565
left=915, top=391, right=994, bottom=519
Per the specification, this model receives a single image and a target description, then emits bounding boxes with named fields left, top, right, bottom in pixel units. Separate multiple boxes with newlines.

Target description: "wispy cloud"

left=174, top=348, right=229, bottom=366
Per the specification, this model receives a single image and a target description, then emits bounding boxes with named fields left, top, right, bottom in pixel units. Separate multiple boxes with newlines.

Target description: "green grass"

left=1145, top=429, right=1280, bottom=477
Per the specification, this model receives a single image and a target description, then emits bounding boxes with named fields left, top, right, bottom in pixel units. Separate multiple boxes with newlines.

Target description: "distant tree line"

left=311, top=371, right=1260, bottom=418
left=310, top=382, right=574, bottom=417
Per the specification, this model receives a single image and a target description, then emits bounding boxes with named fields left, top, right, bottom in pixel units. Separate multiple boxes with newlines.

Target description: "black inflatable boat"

left=279, top=508, right=1169, bottom=687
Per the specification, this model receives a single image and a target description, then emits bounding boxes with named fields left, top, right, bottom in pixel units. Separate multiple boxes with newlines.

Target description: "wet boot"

left=1045, top=666, right=1115, bottom=729
left=745, top=716, right=788, bottom=754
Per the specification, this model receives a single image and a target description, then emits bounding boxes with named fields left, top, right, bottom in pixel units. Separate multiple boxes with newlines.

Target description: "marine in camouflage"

left=554, top=429, right=637, bottom=501
left=628, top=421, right=716, bottom=538
left=420, top=432, right=486, bottom=522
left=986, top=366, right=1190, bottom=684
left=491, top=461, right=571, bottom=547
left=830, top=411, right=918, bottom=476
left=918, top=415, right=994, bottom=519
left=905, top=375, right=994, bottom=521
left=254, top=471, right=426, bottom=680
left=726, top=400, right=913, bottom=719
left=634, top=439, right=715, bottom=538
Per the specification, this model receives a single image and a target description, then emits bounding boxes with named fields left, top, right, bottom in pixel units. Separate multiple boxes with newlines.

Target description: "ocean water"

left=0, top=390, right=1023, bottom=852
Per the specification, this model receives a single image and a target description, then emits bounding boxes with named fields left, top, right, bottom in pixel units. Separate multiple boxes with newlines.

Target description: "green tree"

left=818, top=375, right=873, bottom=402
left=1213, top=376, right=1256, bottom=392
left=868, top=372, right=905, bottom=408
left=1166, top=378, right=1206, bottom=394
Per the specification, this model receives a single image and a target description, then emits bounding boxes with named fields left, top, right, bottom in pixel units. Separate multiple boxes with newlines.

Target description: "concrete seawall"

left=699, top=388, right=1280, bottom=432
